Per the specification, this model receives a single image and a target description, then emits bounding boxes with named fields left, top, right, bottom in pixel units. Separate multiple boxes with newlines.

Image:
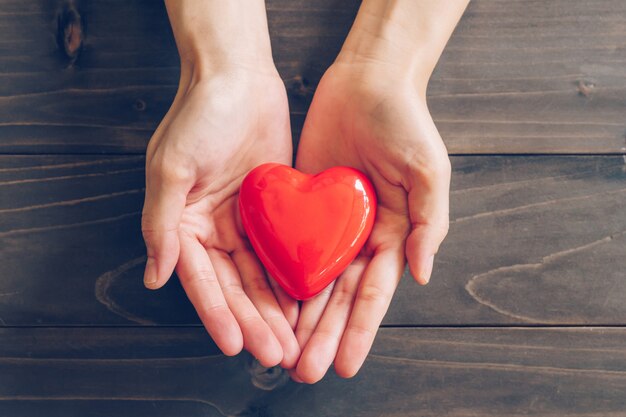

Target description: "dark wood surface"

left=1, top=155, right=624, bottom=326
left=2, top=1, right=626, bottom=415
left=2, top=327, right=626, bottom=416
left=0, top=0, right=624, bottom=154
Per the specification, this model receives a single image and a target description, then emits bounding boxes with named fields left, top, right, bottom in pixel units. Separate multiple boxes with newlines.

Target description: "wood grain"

left=0, top=155, right=624, bottom=326
left=2, top=1, right=624, bottom=415
left=0, top=0, right=624, bottom=154
left=1, top=327, right=626, bottom=416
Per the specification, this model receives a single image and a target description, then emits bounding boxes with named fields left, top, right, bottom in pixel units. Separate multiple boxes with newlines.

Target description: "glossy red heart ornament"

left=239, top=163, right=377, bottom=300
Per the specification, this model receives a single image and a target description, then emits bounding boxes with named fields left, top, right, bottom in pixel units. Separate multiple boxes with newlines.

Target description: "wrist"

left=336, top=0, right=468, bottom=94
left=165, top=0, right=276, bottom=80
left=337, top=14, right=434, bottom=89
left=335, top=45, right=432, bottom=98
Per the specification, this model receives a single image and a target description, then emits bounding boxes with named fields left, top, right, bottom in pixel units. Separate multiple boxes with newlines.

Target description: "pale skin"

left=142, top=0, right=469, bottom=382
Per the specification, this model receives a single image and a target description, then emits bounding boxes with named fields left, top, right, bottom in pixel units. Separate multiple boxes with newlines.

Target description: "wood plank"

left=0, top=155, right=624, bottom=326
left=1, top=327, right=626, bottom=416
left=0, top=0, right=624, bottom=154
left=430, top=0, right=626, bottom=154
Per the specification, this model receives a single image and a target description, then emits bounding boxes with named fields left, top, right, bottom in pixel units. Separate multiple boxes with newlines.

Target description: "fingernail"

left=422, top=255, right=434, bottom=284
left=144, top=258, right=158, bottom=285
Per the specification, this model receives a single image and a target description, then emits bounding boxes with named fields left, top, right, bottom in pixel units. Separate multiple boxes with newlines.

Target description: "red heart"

left=239, top=163, right=377, bottom=300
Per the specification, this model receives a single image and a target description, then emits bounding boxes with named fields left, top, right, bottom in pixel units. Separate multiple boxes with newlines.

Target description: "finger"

left=405, top=157, right=451, bottom=285
left=288, top=368, right=304, bottom=384
left=295, top=257, right=367, bottom=384
left=209, top=249, right=283, bottom=368
left=141, top=167, right=191, bottom=289
left=232, top=247, right=301, bottom=369
left=176, top=233, right=243, bottom=356
left=236, top=199, right=298, bottom=330
left=267, top=274, right=299, bottom=330
left=294, top=282, right=334, bottom=350
left=334, top=248, right=405, bottom=378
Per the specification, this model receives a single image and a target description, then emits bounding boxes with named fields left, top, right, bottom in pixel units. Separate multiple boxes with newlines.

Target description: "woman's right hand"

left=141, top=0, right=300, bottom=369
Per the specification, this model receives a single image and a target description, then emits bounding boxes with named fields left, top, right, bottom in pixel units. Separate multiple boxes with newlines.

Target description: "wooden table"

left=1, top=1, right=625, bottom=415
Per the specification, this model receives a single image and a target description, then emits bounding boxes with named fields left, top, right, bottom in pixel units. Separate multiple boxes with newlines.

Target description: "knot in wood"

left=56, top=1, right=83, bottom=62
left=134, top=99, right=146, bottom=111
left=577, top=79, right=595, bottom=98
left=288, top=75, right=311, bottom=98
left=247, top=358, right=289, bottom=391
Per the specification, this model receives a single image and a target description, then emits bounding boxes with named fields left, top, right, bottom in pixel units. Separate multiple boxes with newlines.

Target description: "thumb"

left=141, top=164, right=191, bottom=289
left=405, top=158, right=451, bottom=285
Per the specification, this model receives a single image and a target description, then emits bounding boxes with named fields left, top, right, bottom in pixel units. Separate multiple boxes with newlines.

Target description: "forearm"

left=164, top=0, right=275, bottom=78
left=337, top=0, right=469, bottom=92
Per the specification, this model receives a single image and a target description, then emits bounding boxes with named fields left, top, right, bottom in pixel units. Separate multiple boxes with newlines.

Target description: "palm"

left=178, top=98, right=292, bottom=257
left=292, top=63, right=451, bottom=382
left=144, top=71, right=300, bottom=368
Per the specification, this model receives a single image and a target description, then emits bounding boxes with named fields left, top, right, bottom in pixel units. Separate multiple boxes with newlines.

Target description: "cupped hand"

left=292, top=62, right=451, bottom=382
left=141, top=66, right=300, bottom=368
